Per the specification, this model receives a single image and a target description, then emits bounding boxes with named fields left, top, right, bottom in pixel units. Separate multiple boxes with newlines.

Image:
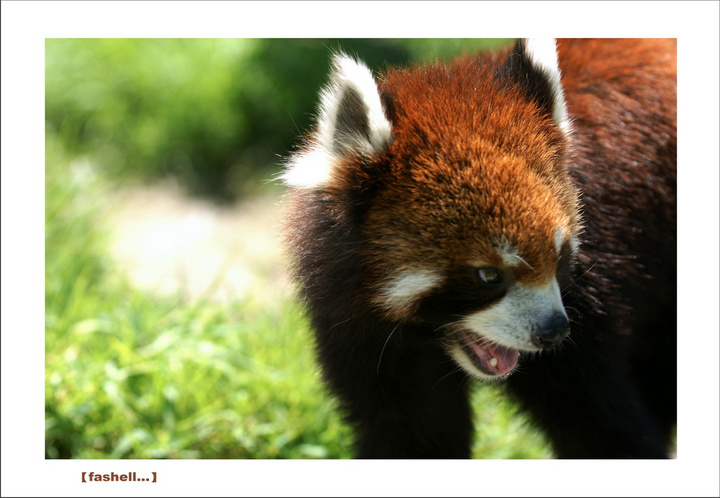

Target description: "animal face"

left=364, top=171, right=577, bottom=378
left=284, top=40, right=582, bottom=380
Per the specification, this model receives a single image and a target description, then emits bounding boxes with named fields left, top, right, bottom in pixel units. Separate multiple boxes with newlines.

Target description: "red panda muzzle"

left=458, top=331, right=520, bottom=376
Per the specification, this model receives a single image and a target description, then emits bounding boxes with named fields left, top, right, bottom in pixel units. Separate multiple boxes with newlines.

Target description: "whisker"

left=562, top=259, right=602, bottom=294
left=376, top=325, right=400, bottom=375
left=433, top=362, right=466, bottom=389
left=515, top=254, right=535, bottom=271
left=329, top=315, right=358, bottom=330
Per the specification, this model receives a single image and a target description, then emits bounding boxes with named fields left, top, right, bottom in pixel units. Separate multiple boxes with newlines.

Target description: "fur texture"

left=283, top=38, right=676, bottom=458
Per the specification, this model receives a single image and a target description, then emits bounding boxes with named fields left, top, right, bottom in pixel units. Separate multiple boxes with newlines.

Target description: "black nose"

left=531, top=312, right=570, bottom=349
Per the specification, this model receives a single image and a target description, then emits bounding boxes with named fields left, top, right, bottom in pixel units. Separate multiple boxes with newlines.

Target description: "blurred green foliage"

left=45, top=134, right=356, bottom=459
left=45, top=38, right=512, bottom=200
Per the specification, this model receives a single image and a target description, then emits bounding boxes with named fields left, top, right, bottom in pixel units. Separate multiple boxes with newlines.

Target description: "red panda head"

left=284, top=39, right=583, bottom=380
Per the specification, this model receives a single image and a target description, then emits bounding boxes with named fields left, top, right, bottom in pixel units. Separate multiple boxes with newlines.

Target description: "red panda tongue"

left=461, top=332, right=519, bottom=376
left=483, top=343, right=519, bottom=375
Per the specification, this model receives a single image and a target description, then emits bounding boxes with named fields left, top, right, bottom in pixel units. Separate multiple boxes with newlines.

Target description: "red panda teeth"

left=458, top=331, right=520, bottom=376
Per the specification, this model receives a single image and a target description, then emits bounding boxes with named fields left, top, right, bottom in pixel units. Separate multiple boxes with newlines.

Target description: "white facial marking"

left=554, top=226, right=565, bottom=254
left=383, top=269, right=442, bottom=305
left=496, top=243, right=533, bottom=270
left=498, top=244, right=520, bottom=267
left=568, top=235, right=580, bottom=255
left=460, top=279, right=566, bottom=351
left=523, top=38, right=570, bottom=134
left=378, top=269, right=442, bottom=316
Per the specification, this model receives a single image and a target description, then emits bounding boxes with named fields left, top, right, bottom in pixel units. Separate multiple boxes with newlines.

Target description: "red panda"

left=283, top=38, right=677, bottom=458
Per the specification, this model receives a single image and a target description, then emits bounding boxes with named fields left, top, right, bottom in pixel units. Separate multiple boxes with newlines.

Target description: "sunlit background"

left=44, top=38, right=559, bottom=459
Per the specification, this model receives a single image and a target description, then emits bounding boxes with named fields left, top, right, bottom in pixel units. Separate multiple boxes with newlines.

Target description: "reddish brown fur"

left=359, top=56, right=580, bottom=296
left=554, top=38, right=677, bottom=327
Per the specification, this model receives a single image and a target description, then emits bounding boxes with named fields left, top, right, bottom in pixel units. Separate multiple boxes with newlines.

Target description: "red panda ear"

left=282, top=53, right=393, bottom=189
left=499, top=38, right=570, bottom=133
left=319, top=54, right=393, bottom=158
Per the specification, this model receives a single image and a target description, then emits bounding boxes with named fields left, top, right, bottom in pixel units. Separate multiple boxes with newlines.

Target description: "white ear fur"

left=522, top=38, right=570, bottom=134
left=319, top=54, right=393, bottom=155
left=282, top=53, right=393, bottom=189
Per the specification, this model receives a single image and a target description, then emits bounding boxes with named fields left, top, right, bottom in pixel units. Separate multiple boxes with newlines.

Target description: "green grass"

left=45, top=135, right=351, bottom=458
left=45, top=134, right=552, bottom=459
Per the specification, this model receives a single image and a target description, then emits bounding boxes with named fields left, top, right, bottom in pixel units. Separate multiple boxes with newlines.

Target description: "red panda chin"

left=457, top=330, right=520, bottom=377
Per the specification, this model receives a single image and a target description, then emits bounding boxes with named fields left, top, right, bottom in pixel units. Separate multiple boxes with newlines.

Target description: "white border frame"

left=2, top=1, right=718, bottom=496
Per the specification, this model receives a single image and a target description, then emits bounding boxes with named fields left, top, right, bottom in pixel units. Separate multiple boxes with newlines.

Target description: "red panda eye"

left=476, top=267, right=503, bottom=285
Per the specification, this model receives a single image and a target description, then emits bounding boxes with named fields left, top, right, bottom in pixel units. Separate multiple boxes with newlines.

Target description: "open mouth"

left=457, top=330, right=520, bottom=377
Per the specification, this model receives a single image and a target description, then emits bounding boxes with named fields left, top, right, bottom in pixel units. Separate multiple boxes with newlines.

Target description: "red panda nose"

left=531, top=312, right=571, bottom=349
